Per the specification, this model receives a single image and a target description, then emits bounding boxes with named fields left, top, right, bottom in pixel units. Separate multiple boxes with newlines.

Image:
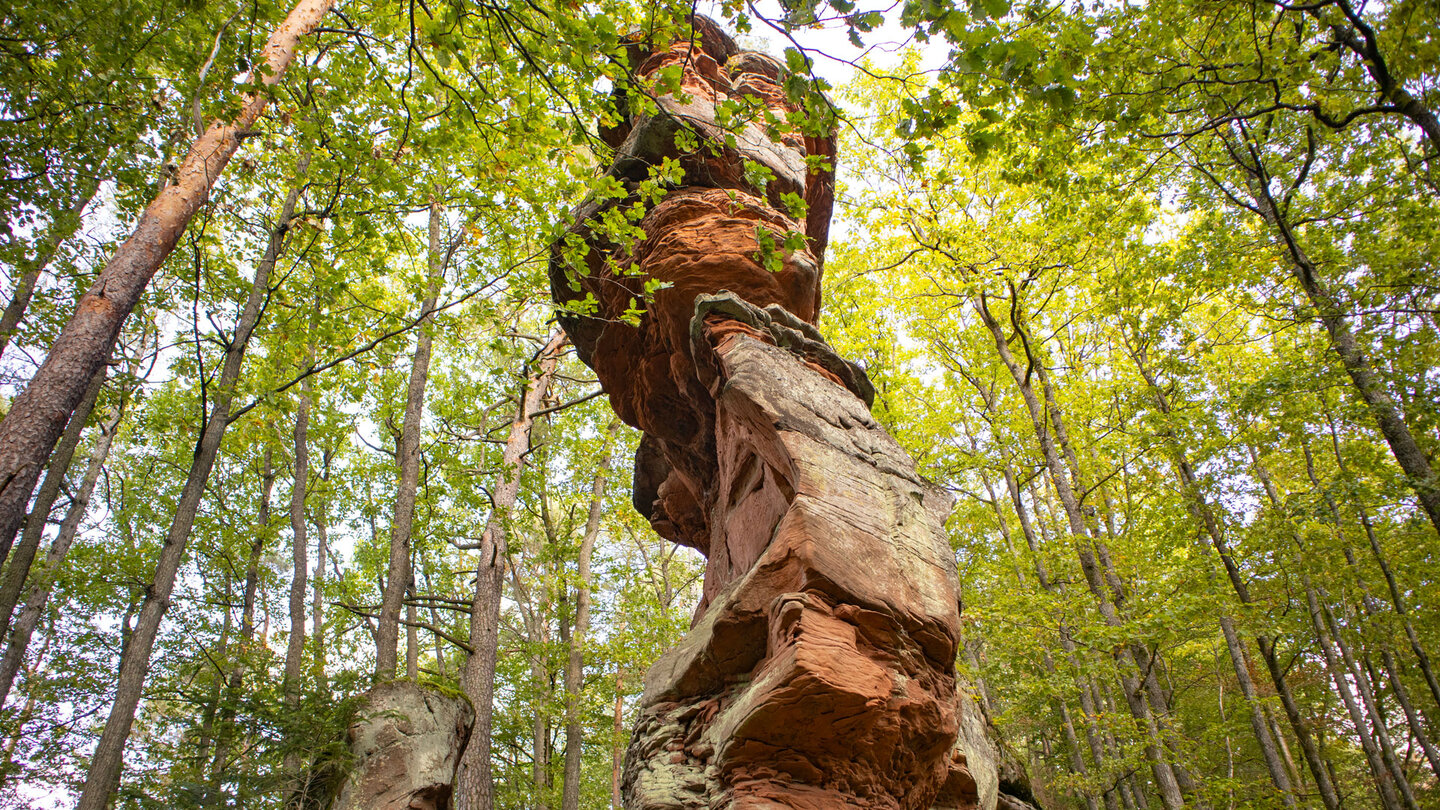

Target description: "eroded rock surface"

left=329, top=681, right=474, bottom=810
left=549, top=16, right=1008, bottom=810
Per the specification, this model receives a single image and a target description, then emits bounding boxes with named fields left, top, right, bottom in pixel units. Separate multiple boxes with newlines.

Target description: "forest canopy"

left=0, top=0, right=1435, bottom=808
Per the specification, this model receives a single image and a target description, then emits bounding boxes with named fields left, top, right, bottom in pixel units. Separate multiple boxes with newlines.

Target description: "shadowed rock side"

left=328, top=681, right=474, bottom=810
left=549, top=17, right=1014, bottom=810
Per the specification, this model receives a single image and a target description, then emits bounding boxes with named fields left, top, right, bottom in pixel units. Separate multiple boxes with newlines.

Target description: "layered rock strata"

left=550, top=17, right=998, bottom=810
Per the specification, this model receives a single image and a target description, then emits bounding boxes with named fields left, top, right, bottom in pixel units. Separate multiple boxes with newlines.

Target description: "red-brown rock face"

left=549, top=17, right=997, bottom=810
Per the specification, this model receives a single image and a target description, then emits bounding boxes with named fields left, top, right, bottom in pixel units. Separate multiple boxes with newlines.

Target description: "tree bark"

left=376, top=200, right=444, bottom=678
left=0, top=392, right=121, bottom=708
left=455, top=330, right=567, bottom=810
left=0, top=366, right=106, bottom=633
left=561, top=420, right=620, bottom=810
left=0, top=0, right=333, bottom=573
left=74, top=154, right=308, bottom=810
left=283, top=372, right=311, bottom=781
left=312, top=445, right=331, bottom=691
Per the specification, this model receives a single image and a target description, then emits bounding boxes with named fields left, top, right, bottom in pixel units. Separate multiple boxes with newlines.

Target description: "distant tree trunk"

left=376, top=200, right=444, bottom=678
left=0, top=158, right=107, bottom=363
left=455, top=330, right=567, bottom=810
left=964, top=422, right=1101, bottom=810
left=976, top=293, right=1185, bottom=810
left=0, top=0, right=334, bottom=572
left=562, top=420, right=621, bottom=810
left=1319, top=413, right=1440, bottom=774
left=283, top=372, right=311, bottom=781
left=0, top=367, right=106, bottom=633
left=74, top=157, right=308, bottom=810
left=0, top=392, right=121, bottom=708
left=210, top=448, right=276, bottom=787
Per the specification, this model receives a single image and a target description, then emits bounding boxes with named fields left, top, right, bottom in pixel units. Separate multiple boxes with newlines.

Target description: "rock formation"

left=550, top=17, right=1013, bottom=810
left=327, top=681, right=474, bottom=810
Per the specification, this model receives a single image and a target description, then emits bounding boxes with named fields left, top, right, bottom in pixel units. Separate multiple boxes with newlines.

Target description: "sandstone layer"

left=549, top=17, right=1007, bottom=810
left=328, top=681, right=474, bottom=810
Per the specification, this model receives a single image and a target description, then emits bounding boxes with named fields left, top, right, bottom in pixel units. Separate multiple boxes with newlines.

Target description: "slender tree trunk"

left=455, top=330, right=568, bottom=810
left=612, top=668, right=625, bottom=810
left=211, top=449, right=276, bottom=787
left=75, top=157, right=309, bottom=810
left=0, top=161, right=107, bottom=363
left=0, top=367, right=106, bottom=633
left=312, top=447, right=330, bottom=691
left=376, top=200, right=444, bottom=678
left=561, top=420, right=620, bottom=810
left=406, top=578, right=419, bottom=681
left=283, top=373, right=311, bottom=783
left=0, top=394, right=121, bottom=708
left=0, top=0, right=333, bottom=571
left=1233, top=134, right=1440, bottom=536
left=976, top=294, right=1186, bottom=810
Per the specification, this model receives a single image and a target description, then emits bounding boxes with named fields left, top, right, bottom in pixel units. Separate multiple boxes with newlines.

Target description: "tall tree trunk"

left=612, top=668, right=625, bottom=810
left=376, top=200, right=444, bottom=678
left=0, top=158, right=107, bottom=362
left=406, top=578, right=419, bottom=681
left=0, top=393, right=122, bottom=708
left=561, top=420, right=621, bottom=810
left=0, top=0, right=333, bottom=571
left=74, top=158, right=309, bottom=810
left=455, top=330, right=567, bottom=810
left=976, top=293, right=1186, bottom=810
left=210, top=448, right=276, bottom=788
left=1309, top=425, right=1440, bottom=780
left=312, top=446, right=330, bottom=691
left=1031, top=351, right=1198, bottom=801
left=283, top=373, right=311, bottom=782
left=959, top=365, right=1112, bottom=810
left=1231, top=132, right=1440, bottom=536
left=0, top=366, right=106, bottom=633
